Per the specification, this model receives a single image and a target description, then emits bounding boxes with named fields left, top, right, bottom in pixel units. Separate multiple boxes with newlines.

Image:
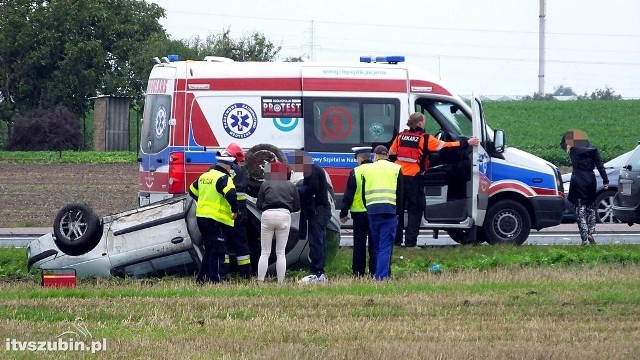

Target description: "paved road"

left=2, top=224, right=640, bottom=247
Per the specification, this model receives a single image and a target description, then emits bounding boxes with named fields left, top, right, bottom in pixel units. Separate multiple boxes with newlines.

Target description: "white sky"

left=148, top=0, right=640, bottom=98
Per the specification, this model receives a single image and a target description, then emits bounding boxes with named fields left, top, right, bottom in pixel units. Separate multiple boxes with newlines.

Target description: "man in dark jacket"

left=295, top=151, right=332, bottom=283
left=340, top=146, right=375, bottom=277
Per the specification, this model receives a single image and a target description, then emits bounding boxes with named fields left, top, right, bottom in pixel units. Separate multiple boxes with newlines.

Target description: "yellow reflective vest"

left=361, top=160, right=401, bottom=207
left=350, top=163, right=372, bottom=212
left=189, top=169, right=236, bottom=226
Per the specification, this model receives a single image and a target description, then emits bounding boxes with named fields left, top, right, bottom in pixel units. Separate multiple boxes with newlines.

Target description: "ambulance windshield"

left=140, top=94, right=171, bottom=153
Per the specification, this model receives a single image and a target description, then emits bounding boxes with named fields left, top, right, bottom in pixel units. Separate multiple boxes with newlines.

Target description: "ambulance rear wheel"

left=483, top=200, right=530, bottom=245
left=53, top=203, right=103, bottom=256
left=245, top=144, right=288, bottom=197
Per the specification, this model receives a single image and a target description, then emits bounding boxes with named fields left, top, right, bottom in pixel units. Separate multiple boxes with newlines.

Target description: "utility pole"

left=538, top=0, right=546, bottom=95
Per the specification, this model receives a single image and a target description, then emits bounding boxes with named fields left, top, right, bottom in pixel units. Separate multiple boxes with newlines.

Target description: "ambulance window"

left=416, top=104, right=442, bottom=135
left=435, top=102, right=473, bottom=136
left=303, top=97, right=400, bottom=152
left=363, top=104, right=395, bottom=143
left=141, top=94, right=171, bottom=153
left=311, top=101, right=361, bottom=145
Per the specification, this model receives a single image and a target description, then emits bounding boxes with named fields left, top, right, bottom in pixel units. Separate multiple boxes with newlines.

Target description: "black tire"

left=244, top=144, right=288, bottom=197
left=594, top=190, right=620, bottom=224
left=483, top=200, right=530, bottom=245
left=53, top=203, right=102, bottom=256
left=447, top=227, right=481, bottom=245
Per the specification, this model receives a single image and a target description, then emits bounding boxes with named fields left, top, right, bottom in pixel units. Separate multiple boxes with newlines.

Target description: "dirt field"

left=0, top=163, right=138, bottom=228
left=0, top=163, right=573, bottom=228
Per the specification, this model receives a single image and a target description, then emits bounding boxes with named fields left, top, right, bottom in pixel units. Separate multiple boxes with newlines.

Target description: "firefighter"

left=189, top=155, right=238, bottom=284
left=222, top=143, right=252, bottom=279
left=360, top=145, right=403, bottom=281
left=389, top=112, right=479, bottom=248
left=339, top=146, right=376, bottom=277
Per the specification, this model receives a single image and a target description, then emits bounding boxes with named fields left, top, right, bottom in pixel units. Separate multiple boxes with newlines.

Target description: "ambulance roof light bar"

left=359, top=56, right=405, bottom=64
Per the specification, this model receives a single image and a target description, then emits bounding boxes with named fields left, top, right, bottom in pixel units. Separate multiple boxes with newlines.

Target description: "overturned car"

left=27, top=158, right=341, bottom=278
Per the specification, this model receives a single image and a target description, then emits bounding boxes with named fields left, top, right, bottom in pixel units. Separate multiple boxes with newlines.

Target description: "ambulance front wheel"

left=482, top=200, right=531, bottom=245
left=447, top=227, right=482, bottom=245
left=53, top=203, right=103, bottom=256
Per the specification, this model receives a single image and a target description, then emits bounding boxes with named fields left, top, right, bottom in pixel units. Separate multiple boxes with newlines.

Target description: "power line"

left=161, top=9, right=640, bottom=38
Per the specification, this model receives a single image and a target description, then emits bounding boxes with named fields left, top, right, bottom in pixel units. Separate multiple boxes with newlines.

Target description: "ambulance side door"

left=471, top=94, right=489, bottom=224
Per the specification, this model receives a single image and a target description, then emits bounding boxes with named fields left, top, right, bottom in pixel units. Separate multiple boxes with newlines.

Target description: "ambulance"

left=138, top=55, right=564, bottom=245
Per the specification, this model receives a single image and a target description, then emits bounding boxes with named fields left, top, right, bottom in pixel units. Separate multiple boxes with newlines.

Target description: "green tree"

left=578, top=86, right=623, bottom=100
left=183, top=28, right=282, bottom=62
left=0, top=0, right=167, bottom=127
left=553, top=85, right=576, bottom=96
left=521, top=92, right=556, bottom=101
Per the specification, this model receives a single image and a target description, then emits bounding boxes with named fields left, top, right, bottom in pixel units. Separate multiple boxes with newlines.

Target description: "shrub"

left=6, top=106, right=84, bottom=151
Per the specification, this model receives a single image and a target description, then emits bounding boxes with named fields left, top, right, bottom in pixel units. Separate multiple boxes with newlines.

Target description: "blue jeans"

left=368, top=213, right=397, bottom=281
left=307, top=206, right=332, bottom=275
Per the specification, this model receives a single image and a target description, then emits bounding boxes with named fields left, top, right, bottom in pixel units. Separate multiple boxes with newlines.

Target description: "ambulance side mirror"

left=494, top=129, right=505, bottom=153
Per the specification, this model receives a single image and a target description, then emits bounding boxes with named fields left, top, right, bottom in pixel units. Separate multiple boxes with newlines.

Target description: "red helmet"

left=225, top=143, right=245, bottom=162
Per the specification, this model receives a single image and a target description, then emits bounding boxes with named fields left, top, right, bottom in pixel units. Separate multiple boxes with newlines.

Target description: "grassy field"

left=484, top=100, right=640, bottom=165
left=2, top=245, right=640, bottom=359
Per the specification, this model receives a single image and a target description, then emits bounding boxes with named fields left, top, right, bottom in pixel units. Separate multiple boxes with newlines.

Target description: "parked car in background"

left=612, top=142, right=640, bottom=225
left=562, top=149, right=633, bottom=223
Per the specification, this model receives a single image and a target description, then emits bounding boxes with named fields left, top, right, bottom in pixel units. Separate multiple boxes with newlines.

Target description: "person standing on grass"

left=340, top=146, right=376, bottom=278
left=561, top=130, right=608, bottom=245
left=189, top=155, right=238, bottom=284
left=295, top=151, right=332, bottom=284
left=389, top=112, right=479, bottom=248
left=256, top=161, right=300, bottom=283
left=361, top=145, right=403, bottom=281
left=221, top=143, right=252, bottom=279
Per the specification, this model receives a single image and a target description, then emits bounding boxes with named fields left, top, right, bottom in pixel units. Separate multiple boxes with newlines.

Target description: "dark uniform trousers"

left=308, top=206, right=332, bottom=275
left=351, top=211, right=376, bottom=277
left=197, top=217, right=230, bottom=283
left=395, top=175, right=425, bottom=247
left=226, top=207, right=252, bottom=278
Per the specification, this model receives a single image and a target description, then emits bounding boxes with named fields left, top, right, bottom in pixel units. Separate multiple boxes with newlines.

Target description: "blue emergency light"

left=167, top=54, right=180, bottom=62
left=359, top=56, right=405, bottom=64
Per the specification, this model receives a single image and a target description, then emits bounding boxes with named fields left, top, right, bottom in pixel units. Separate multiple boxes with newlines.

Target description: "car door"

left=616, top=145, right=640, bottom=214
left=107, top=197, right=193, bottom=271
left=471, top=95, right=490, bottom=225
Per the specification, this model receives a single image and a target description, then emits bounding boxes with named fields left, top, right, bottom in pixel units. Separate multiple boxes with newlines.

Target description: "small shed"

left=92, top=95, right=131, bottom=151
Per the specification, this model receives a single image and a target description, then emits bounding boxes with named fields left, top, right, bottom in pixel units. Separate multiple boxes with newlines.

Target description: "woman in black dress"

left=561, top=130, right=609, bottom=245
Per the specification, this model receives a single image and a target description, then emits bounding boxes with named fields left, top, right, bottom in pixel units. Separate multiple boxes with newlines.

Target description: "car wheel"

left=483, top=200, right=531, bottom=245
left=244, top=144, right=289, bottom=197
left=447, top=227, right=481, bottom=245
left=595, top=190, right=620, bottom=224
left=53, top=203, right=103, bottom=256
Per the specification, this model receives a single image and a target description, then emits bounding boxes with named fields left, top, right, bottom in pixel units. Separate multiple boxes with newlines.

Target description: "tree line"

left=0, top=0, right=292, bottom=150
left=0, top=0, right=625, bottom=150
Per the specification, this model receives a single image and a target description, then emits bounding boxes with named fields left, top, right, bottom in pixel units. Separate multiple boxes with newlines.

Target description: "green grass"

left=2, top=246, right=640, bottom=359
left=0, top=150, right=137, bottom=163
left=4, top=245, right=640, bottom=284
left=484, top=100, right=640, bottom=166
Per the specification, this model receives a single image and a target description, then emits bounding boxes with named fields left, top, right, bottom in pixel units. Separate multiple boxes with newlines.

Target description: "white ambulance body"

left=138, top=55, right=564, bottom=244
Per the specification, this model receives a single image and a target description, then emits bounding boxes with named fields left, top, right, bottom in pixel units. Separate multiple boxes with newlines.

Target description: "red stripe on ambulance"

left=188, top=93, right=219, bottom=146
left=176, top=78, right=302, bottom=92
